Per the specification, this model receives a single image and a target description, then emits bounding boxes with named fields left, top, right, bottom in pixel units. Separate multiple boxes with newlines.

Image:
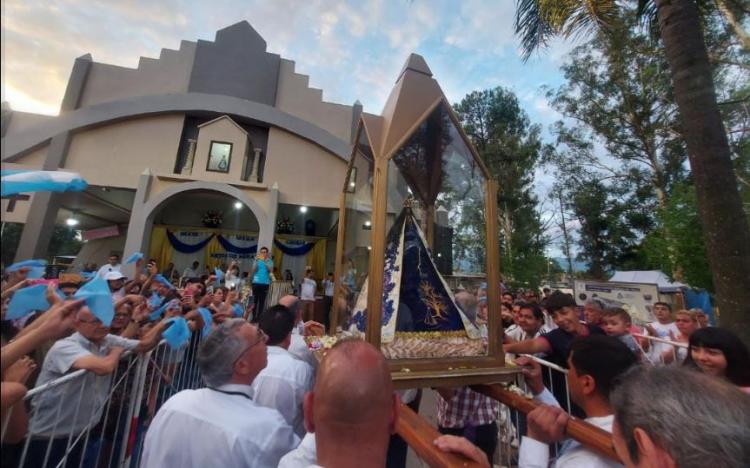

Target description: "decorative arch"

left=123, top=179, right=277, bottom=263
left=1, top=92, right=352, bottom=162
left=143, top=181, right=269, bottom=228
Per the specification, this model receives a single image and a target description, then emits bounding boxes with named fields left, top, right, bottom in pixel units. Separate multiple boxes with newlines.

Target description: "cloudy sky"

left=1, top=0, right=575, bottom=122
left=2, top=0, right=581, bottom=255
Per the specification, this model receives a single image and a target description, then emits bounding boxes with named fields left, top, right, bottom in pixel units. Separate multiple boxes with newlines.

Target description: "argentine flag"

left=1, top=170, right=88, bottom=197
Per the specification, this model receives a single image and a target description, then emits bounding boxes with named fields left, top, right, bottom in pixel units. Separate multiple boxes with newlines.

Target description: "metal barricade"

left=633, top=333, right=688, bottom=365
left=496, top=354, right=571, bottom=468
left=1, top=331, right=206, bottom=468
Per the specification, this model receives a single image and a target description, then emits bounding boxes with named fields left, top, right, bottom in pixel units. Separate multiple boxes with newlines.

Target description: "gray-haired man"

left=611, top=366, right=750, bottom=468
left=141, top=319, right=299, bottom=468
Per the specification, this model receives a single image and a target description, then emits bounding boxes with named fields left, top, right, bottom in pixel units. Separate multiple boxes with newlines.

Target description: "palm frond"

left=515, top=0, right=557, bottom=61
left=636, top=0, right=660, bottom=40
left=515, top=0, right=618, bottom=61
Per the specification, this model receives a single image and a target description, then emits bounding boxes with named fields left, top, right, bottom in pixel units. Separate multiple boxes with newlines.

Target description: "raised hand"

left=3, top=356, right=37, bottom=384
left=40, top=299, right=86, bottom=340
left=133, top=303, right=150, bottom=323
left=514, top=355, right=544, bottom=395
left=303, top=321, right=325, bottom=337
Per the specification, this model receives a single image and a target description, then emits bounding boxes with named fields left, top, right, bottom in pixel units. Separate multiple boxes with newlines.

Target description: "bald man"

left=280, top=339, right=491, bottom=468
left=303, top=339, right=399, bottom=467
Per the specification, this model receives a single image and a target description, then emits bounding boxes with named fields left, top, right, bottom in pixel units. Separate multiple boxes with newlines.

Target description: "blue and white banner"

left=169, top=230, right=215, bottom=277
left=169, top=230, right=257, bottom=278
left=1, top=170, right=87, bottom=196
left=217, top=234, right=258, bottom=255
left=273, top=238, right=316, bottom=256
left=167, top=230, right=214, bottom=254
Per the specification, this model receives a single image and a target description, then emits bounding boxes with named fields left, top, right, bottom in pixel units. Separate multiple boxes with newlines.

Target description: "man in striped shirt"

left=435, top=291, right=499, bottom=463
left=435, top=387, right=500, bottom=464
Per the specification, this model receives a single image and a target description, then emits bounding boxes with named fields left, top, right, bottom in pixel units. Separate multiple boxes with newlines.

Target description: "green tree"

left=47, top=226, right=83, bottom=258
left=515, top=0, right=750, bottom=343
left=546, top=12, right=687, bottom=276
left=1, top=222, right=24, bottom=267
left=641, top=181, right=715, bottom=290
left=453, top=87, right=550, bottom=289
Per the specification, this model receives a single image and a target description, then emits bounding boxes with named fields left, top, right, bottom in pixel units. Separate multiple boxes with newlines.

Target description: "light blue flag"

left=80, top=271, right=95, bottom=280
left=154, top=274, right=175, bottom=290
left=232, top=303, right=244, bottom=318
left=149, top=293, right=162, bottom=308
left=163, top=317, right=191, bottom=349
left=1, top=170, right=88, bottom=197
left=149, top=301, right=170, bottom=321
left=7, top=259, right=47, bottom=279
left=197, top=307, right=213, bottom=338
left=74, top=275, right=114, bottom=326
left=214, top=268, right=224, bottom=282
left=6, top=284, right=51, bottom=320
left=125, top=252, right=144, bottom=264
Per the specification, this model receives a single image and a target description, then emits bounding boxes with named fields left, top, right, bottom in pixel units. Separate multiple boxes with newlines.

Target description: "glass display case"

left=331, top=54, right=514, bottom=387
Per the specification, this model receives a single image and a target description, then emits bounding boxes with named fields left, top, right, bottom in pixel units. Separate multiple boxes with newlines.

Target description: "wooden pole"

left=396, top=404, right=485, bottom=468
left=472, top=384, right=622, bottom=463
left=331, top=191, right=347, bottom=334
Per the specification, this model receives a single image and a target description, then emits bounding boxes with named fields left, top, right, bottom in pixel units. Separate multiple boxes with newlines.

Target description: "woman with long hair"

left=683, top=327, right=750, bottom=392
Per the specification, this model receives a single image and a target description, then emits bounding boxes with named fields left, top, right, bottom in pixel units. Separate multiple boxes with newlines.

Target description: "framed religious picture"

left=206, top=141, right=233, bottom=173
left=344, top=166, right=357, bottom=193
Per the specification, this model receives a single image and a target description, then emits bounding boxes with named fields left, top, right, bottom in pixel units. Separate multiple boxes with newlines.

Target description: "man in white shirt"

left=96, top=254, right=122, bottom=278
left=322, top=272, right=334, bottom=330
left=180, top=260, right=200, bottom=284
left=26, top=305, right=168, bottom=468
left=303, top=339, right=398, bottom=467
left=505, top=303, right=551, bottom=359
left=141, top=319, right=299, bottom=468
left=516, top=335, right=637, bottom=468
left=279, top=339, right=490, bottom=468
left=279, top=295, right=320, bottom=370
left=253, top=304, right=315, bottom=437
left=300, top=268, right=317, bottom=322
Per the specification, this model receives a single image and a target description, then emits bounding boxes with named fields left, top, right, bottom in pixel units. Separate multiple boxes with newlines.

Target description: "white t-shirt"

left=279, top=432, right=317, bottom=468
left=300, top=278, right=316, bottom=301
left=647, top=321, right=680, bottom=364
left=251, top=346, right=315, bottom=437
left=519, top=388, right=621, bottom=468
left=323, top=279, right=334, bottom=297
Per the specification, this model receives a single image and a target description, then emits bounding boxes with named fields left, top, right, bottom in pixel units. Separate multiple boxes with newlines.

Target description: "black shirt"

left=541, top=324, right=605, bottom=368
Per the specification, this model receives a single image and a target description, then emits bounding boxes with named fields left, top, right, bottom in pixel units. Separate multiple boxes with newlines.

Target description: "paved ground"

left=405, top=389, right=438, bottom=468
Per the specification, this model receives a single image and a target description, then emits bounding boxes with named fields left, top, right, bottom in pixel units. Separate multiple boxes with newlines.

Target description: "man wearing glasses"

left=26, top=304, right=170, bottom=468
left=141, top=319, right=299, bottom=468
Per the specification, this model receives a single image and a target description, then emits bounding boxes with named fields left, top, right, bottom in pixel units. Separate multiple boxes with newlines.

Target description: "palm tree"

left=515, top=0, right=750, bottom=344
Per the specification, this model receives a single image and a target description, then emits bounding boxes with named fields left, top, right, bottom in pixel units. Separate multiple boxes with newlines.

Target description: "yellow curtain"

left=272, top=242, right=283, bottom=280
left=148, top=227, right=173, bottom=271
left=305, top=239, right=327, bottom=280
left=203, top=236, right=225, bottom=270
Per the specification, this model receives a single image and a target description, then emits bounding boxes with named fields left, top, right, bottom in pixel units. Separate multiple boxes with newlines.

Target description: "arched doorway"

left=123, top=180, right=276, bottom=277
left=147, top=190, right=262, bottom=279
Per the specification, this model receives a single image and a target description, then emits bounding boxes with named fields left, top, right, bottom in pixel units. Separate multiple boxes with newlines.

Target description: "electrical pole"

left=558, top=192, right=574, bottom=279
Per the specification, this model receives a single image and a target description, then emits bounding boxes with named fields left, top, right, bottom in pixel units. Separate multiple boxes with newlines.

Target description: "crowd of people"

left=2, top=255, right=750, bottom=467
